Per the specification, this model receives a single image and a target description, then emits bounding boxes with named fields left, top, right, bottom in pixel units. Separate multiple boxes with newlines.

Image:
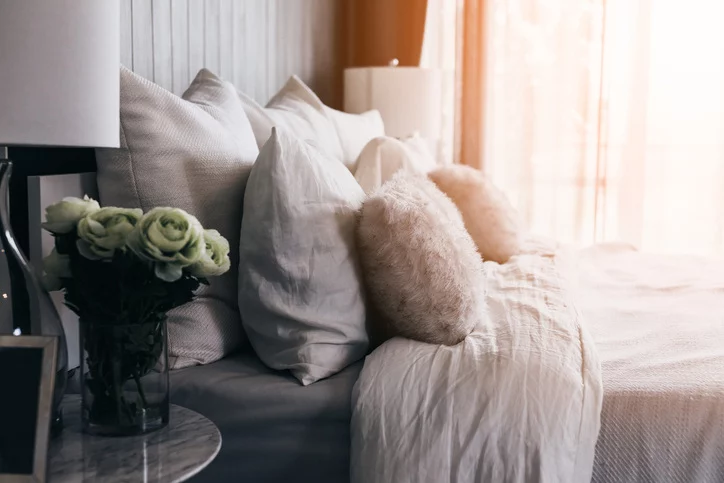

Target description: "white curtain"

left=481, top=0, right=724, bottom=256
left=420, top=0, right=460, bottom=164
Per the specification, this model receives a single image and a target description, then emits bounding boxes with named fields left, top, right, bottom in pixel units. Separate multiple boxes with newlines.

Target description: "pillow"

left=238, top=128, right=368, bottom=385
left=95, top=67, right=259, bottom=368
left=237, top=75, right=344, bottom=162
left=400, top=133, right=437, bottom=168
left=325, top=107, right=385, bottom=170
left=355, top=173, right=486, bottom=345
left=354, top=136, right=437, bottom=194
left=429, top=164, right=524, bottom=264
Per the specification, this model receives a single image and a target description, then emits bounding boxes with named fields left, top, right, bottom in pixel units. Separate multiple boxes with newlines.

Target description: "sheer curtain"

left=420, top=0, right=460, bottom=164
left=478, top=0, right=724, bottom=255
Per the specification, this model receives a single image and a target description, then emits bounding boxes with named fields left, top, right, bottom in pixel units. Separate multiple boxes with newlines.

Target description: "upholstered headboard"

left=16, top=0, right=346, bottom=365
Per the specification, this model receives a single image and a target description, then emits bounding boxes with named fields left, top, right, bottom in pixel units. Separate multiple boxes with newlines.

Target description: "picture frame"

left=0, top=335, right=58, bottom=483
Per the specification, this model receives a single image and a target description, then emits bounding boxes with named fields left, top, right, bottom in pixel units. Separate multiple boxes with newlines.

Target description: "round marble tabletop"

left=49, top=395, right=221, bottom=482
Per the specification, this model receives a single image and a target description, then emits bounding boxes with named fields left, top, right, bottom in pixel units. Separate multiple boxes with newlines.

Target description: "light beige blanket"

left=577, top=243, right=724, bottom=483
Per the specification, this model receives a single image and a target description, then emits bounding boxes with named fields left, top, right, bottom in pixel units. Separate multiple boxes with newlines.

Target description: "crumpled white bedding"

left=351, top=247, right=603, bottom=483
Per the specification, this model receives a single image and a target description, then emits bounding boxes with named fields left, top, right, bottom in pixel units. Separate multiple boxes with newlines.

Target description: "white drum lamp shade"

left=0, top=0, right=120, bottom=148
left=344, top=66, right=442, bottom=140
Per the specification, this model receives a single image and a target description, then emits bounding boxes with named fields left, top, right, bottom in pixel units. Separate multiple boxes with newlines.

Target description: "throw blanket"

left=350, top=246, right=603, bottom=483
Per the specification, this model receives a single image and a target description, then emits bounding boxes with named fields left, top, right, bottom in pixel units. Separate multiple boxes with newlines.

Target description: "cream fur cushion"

left=429, top=165, right=524, bottom=264
left=355, top=173, right=486, bottom=345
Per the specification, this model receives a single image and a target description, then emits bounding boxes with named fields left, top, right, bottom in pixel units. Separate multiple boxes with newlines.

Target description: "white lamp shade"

left=0, top=0, right=120, bottom=148
left=344, top=67, right=442, bottom=140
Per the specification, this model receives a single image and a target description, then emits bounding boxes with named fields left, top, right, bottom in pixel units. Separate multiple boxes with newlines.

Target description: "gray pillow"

left=239, top=128, right=368, bottom=385
left=95, top=66, right=259, bottom=368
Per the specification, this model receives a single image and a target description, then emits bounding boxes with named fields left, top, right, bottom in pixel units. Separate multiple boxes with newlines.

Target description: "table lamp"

left=0, top=0, right=120, bottom=435
left=344, top=60, right=442, bottom=153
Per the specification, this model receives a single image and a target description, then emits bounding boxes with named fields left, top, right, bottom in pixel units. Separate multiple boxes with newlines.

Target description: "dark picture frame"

left=0, top=335, right=58, bottom=483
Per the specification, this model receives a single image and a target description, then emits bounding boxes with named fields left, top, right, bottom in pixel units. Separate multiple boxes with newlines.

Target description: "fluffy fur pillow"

left=429, top=165, right=524, bottom=264
left=355, top=173, right=486, bottom=345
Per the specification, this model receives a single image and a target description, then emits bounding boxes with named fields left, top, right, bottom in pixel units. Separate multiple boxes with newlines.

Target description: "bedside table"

left=49, top=395, right=221, bottom=482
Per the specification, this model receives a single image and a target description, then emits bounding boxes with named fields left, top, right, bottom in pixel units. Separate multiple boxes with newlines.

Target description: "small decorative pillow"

left=429, top=164, right=524, bottom=264
left=95, top=67, right=259, bottom=368
left=239, top=128, right=368, bottom=385
left=354, top=136, right=437, bottom=194
left=355, top=173, right=486, bottom=345
left=325, top=107, right=385, bottom=171
left=238, top=76, right=344, bottom=162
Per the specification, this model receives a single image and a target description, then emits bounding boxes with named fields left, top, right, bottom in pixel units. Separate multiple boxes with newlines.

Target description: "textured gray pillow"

left=239, top=128, right=368, bottom=385
left=95, top=66, right=259, bottom=368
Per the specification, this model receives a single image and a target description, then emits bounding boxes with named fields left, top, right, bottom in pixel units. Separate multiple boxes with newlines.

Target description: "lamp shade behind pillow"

left=355, top=173, right=486, bottom=345
left=429, top=164, right=524, bottom=264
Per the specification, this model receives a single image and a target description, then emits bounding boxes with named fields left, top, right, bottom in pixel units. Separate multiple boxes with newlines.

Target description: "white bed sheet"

left=577, top=243, right=724, bottom=483
left=351, top=248, right=603, bottom=483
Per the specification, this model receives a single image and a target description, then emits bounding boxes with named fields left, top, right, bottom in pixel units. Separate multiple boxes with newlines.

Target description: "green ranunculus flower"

left=42, top=195, right=101, bottom=234
left=127, top=207, right=204, bottom=282
left=76, top=207, right=144, bottom=259
left=189, top=229, right=231, bottom=277
left=42, top=248, right=71, bottom=291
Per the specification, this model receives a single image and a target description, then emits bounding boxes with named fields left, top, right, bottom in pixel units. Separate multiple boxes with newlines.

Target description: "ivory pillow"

left=238, top=128, right=368, bottom=385
left=429, top=164, right=524, bottom=264
left=95, top=67, right=259, bottom=368
left=238, top=76, right=344, bottom=162
left=354, top=136, right=437, bottom=194
left=325, top=108, right=385, bottom=171
left=355, top=173, right=486, bottom=345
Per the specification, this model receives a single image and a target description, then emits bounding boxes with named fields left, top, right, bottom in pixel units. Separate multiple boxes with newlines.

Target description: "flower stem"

left=134, top=372, right=148, bottom=409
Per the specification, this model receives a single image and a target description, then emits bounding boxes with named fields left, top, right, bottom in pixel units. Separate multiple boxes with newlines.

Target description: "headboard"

left=9, top=0, right=347, bottom=364
left=118, top=0, right=345, bottom=106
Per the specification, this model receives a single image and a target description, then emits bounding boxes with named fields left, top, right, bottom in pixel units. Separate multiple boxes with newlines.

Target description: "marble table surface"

left=49, top=395, right=221, bottom=482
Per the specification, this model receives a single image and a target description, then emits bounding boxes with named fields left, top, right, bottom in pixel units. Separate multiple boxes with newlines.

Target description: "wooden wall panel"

left=119, top=0, right=345, bottom=107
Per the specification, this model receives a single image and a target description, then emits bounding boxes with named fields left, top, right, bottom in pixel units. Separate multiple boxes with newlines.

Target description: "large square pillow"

left=238, top=128, right=368, bottom=385
left=325, top=107, right=385, bottom=171
left=238, top=76, right=344, bottom=162
left=95, top=67, right=259, bottom=368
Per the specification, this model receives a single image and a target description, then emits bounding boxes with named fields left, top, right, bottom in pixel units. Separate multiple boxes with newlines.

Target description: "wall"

left=120, top=0, right=345, bottom=106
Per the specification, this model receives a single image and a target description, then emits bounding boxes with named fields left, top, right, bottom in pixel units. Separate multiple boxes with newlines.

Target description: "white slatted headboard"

left=119, top=0, right=344, bottom=106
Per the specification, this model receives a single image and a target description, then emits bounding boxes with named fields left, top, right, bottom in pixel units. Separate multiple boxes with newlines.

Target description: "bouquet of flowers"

left=41, top=195, right=230, bottom=434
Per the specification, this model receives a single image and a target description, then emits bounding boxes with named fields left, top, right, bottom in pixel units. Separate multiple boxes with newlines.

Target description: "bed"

left=577, top=243, right=724, bottom=482
left=170, top=351, right=362, bottom=483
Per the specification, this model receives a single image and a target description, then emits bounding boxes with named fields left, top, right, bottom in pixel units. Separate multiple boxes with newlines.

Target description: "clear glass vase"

left=0, top=160, right=68, bottom=436
left=80, top=318, right=169, bottom=436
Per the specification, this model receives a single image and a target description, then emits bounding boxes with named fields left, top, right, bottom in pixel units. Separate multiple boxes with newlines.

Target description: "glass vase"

left=0, top=160, right=68, bottom=436
left=80, top=318, right=169, bottom=436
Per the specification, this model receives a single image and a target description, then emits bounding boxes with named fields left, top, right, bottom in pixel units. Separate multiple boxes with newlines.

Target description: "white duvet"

left=350, top=247, right=603, bottom=483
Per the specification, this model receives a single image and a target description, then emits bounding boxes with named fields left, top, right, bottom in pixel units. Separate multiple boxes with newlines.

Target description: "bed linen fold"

left=351, top=248, right=603, bottom=483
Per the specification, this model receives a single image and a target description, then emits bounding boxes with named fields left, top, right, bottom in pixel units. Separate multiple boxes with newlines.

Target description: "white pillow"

left=355, top=173, right=486, bottom=345
left=354, top=136, right=437, bottom=194
left=95, top=67, right=259, bottom=368
left=238, top=127, right=368, bottom=385
left=325, top=107, right=385, bottom=171
left=429, top=164, right=524, bottom=264
left=237, top=76, right=344, bottom=162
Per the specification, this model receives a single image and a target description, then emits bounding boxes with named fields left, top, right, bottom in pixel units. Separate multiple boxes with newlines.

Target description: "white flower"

left=76, top=207, right=143, bottom=259
left=42, top=249, right=71, bottom=291
left=127, top=207, right=204, bottom=282
left=42, top=195, right=100, bottom=234
left=189, top=229, right=231, bottom=277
